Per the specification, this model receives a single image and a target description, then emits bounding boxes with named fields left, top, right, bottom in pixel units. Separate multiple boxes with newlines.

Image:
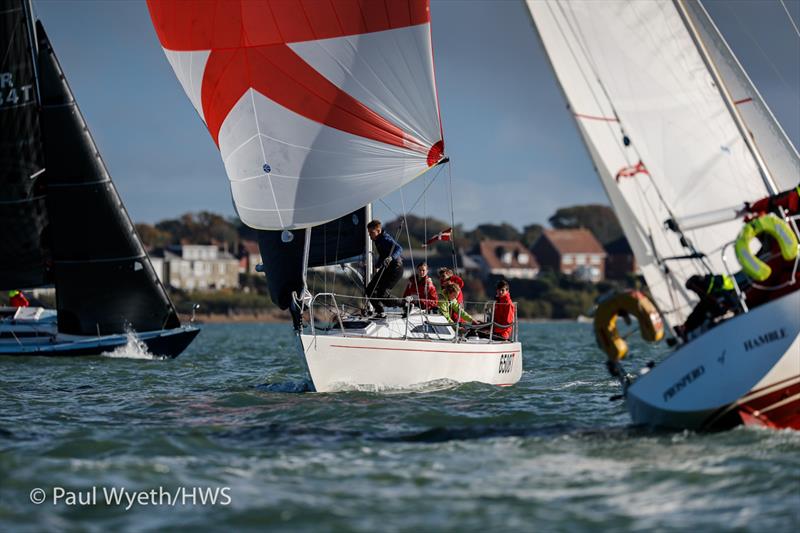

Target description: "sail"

left=36, top=22, right=181, bottom=335
left=147, top=0, right=444, bottom=230
left=526, top=0, right=772, bottom=328
left=685, top=1, right=800, bottom=192
left=0, top=0, right=50, bottom=290
left=258, top=207, right=366, bottom=309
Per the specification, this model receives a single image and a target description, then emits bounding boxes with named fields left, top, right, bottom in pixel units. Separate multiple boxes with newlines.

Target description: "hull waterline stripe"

left=327, top=344, right=520, bottom=355
left=741, top=374, right=800, bottom=399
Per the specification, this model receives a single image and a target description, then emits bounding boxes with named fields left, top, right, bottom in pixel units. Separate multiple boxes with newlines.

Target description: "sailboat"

left=147, top=0, right=522, bottom=391
left=0, top=0, right=199, bottom=357
left=527, top=0, right=799, bottom=429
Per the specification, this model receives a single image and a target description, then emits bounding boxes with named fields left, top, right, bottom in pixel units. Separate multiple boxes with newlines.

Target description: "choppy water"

left=1, top=323, right=798, bottom=532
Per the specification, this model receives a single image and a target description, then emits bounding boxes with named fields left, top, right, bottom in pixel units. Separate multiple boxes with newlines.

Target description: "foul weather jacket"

left=491, top=292, right=515, bottom=340
left=402, top=275, right=438, bottom=310
left=438, top=297, right=473, bottom=324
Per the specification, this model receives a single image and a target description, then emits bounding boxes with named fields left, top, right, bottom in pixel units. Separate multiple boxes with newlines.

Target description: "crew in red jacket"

left=402, top=262, right=438, bottom=310
left=490, top=280, right=515, bottom=340
left=437, top=267, right=464, bottom=305
left=8, top=290, right=29, bottom=308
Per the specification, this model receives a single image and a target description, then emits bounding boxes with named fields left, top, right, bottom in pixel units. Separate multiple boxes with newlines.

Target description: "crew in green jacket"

left=438, top=284, right=473, bottom=324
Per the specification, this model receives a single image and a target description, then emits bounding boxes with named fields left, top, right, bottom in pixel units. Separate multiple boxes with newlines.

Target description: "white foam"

left=101, top=330, right=163, bottom=360
left=324, top=378, right=461, bottom=394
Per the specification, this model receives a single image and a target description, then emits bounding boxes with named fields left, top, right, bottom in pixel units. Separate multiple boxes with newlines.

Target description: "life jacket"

left=402, top=275, right=438, bottom=309
left=9, top=292, right=29, bottom=308
left=491, top=293, right=515, bottom=339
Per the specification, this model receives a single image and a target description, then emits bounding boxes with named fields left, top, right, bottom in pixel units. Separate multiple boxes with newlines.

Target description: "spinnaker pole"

left=364, top=203, right=373, bottom=289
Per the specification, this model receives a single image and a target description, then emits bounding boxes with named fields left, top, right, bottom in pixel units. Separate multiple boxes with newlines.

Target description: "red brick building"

left=531, top=229, right=606, bottom=282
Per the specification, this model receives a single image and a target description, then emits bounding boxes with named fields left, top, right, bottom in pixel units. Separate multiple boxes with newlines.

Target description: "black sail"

left=258, top=208, right=366, bottom=309
left=0, top=0, right=50, bottom=289
left=36, top=22, right=180, bottom=335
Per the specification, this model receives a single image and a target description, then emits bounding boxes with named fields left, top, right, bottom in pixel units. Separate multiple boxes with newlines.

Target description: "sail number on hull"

left=498, top=353, right=515, bottom=374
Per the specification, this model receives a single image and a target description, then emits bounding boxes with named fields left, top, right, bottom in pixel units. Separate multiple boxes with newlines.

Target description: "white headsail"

left=526, top=0, right=777, bottom=328
left=147, top=0, right=444, bottom=230
left=684, top=1, right=799, bottom=192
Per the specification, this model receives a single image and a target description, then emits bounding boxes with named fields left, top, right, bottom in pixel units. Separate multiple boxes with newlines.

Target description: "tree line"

left=135, top=204, right=624, bottom=253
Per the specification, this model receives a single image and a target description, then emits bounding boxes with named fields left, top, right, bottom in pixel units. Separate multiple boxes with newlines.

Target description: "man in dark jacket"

left=365, top=219, right=403, bottom=316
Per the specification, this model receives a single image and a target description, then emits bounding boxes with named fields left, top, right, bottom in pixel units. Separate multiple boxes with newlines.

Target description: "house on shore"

left=531, top=229, right=606, bottom=282
left=150, top=244, right=240, bottom=290
left=475, top=240, right=539, bottom=280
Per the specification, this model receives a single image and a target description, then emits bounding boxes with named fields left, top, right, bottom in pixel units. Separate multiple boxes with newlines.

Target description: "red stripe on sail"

left=148, top=0, right=440, bottom=159
left=574, top=112, right=619, bottom=123
left=615, top=160, right=649, bottom=182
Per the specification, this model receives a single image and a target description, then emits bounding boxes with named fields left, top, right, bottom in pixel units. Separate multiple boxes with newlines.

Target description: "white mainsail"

left=148, top=0, right=444, bottom=230
left=526, top=0, right=774, bottom=328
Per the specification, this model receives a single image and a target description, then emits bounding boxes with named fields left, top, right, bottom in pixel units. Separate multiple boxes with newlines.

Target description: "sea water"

left=1, top=323, right=798, bottom=531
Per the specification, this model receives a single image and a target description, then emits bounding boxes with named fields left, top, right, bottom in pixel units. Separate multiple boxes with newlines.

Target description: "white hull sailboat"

left=626, top=290, right=800, bottom=430
left=528, top=0, right=800, bottom=430
left=298, top=306, right=522, bottom=393
left=148, top=0, right=523, bottom=389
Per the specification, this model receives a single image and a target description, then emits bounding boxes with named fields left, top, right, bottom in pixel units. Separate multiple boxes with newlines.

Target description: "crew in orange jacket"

left=8, top=290, right=29, bottom=308
left=402, top=261, right=438, bottom=310
left=490, top=280, right=515, bottom=340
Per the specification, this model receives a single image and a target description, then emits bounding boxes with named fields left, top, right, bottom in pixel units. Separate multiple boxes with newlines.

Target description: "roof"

left=478, top=240, right=539, bottom=270
left=539, top=229, right=606, bottom=255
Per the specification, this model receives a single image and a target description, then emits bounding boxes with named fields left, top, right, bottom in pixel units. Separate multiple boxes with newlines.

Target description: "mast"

left=21, top=0, right=40, bottom=103
left=364, top=203, right=373, bottom=288
left=674, top=0, right=778, bottom=196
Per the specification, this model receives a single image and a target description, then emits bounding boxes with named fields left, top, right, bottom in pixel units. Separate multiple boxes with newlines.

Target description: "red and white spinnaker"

left=147, top=0, right=445, bottom=230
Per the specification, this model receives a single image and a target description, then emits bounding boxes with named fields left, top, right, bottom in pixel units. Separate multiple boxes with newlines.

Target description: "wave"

left=101, top=330, right=165, bottom=360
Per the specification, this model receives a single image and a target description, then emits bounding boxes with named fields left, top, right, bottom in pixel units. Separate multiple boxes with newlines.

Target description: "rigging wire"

left=779, top=0, right=800, bottom=38
left=446, top=162, right=458, bottom=274
left=724, top=1, right=795, bottom=94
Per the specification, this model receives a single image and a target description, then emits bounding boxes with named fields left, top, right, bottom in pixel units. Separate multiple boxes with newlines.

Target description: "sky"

left=32, top=0, right=800, bottom=230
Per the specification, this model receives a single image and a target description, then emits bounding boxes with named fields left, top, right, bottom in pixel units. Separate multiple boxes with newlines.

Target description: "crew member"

left=676, top=274, right=738, bottom=341
left=365, top=219, right=403, bottom=316
left=471, top=280, right=516, bottom=340
left=438, top=267, right=464, bottom=304
left=438, top=284, right=473, bottom=327
left=402, top=261, right=438, bottom=311
left=8, top=290, right=29, bottom=308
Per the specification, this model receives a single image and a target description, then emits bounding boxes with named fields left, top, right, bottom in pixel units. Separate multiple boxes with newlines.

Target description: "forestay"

left=527, top=0, right=773, bottom=328
left=147, top=0, right=445, bottom=230
left=684, top=1, right=799, bottom=192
